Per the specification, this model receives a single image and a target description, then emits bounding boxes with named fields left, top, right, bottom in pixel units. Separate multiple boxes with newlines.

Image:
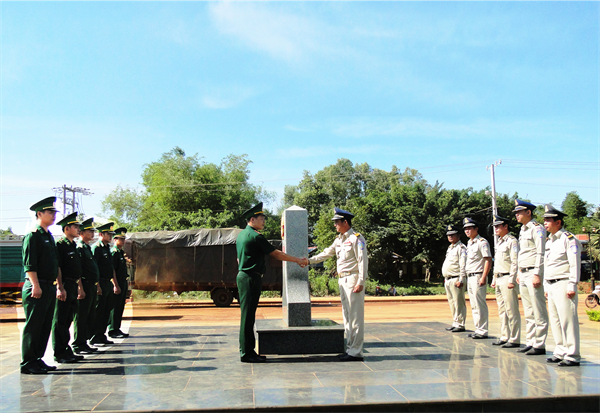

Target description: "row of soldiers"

left=442, top=199, right=582, bottom=366
left=20, top=196, right=130, bottom=374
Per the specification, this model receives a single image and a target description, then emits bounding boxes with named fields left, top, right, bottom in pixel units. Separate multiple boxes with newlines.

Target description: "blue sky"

left=2, top=2, right=599, bottom=235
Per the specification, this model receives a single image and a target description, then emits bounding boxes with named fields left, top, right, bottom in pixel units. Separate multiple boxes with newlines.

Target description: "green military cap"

left=543, top=204, right=568, bottom=218
left=113, top=227, right=127, bottom=238
left=241, top=202, right=265, bottom=221
left=29, top=196, right=58, bottom=213
left=80, top=218, right=95, bottom=231
left=56, top=212, right=81, bottom=229
left=96, top=222, right=116, bottom=234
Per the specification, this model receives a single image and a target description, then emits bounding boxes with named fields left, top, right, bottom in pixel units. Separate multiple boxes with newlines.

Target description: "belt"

left=26, top=278, right=57, bottom=285
left=519, top=267, right=535, bottom=273
left=446, top=276, right=459, bottom=280
left=495, top=273, right=509, bottom=278
left=81, top=278, right=99, bottom=285
left=63, top=277, right=80, bottom=283
left=547, top=278, right=568, bottom=284
left=468, top=272, right=482, bottom=277
left=338, top=271, right=358, bottom=278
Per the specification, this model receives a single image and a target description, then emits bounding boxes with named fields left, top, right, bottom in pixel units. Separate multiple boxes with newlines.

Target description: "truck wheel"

left=212, top=288, right=233, bottom=307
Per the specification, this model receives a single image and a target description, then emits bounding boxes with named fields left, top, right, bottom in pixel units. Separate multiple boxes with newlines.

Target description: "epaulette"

left=532, top=221, right=541, bottom=226
left=566, top=232, right=574, bottom=239
left=354, top=232, right=361, bottom=238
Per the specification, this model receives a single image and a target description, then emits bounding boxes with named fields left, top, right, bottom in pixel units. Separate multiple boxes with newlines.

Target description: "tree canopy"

left=102, top=147, right=274, bottom=232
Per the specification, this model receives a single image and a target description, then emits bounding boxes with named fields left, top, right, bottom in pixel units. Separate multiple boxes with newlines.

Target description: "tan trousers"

left=495, top=275, right=521, bottom=344
left=444, top=277, right=466, bottom=328
left=547, top=279, right=580, bottom=362
left=519, top=270, right=548, bottom=349
left=339, top=274, right=365, bottom=357
left=467, top=275, right=488, bottom=336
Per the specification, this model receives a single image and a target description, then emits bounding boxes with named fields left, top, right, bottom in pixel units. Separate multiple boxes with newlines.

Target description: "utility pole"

left=52, top=185, right=93, bottom=216
left=486, top=160, right=502, bottom=246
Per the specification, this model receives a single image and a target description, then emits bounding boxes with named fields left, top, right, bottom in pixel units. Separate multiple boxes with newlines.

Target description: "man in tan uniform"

left=490, top=215, right=520, bottom=348
left=442, top=224, right=467, bottom=333
left=463, top=217, right=492, bottom=339
left=543, top=205, right=581, bottom=366
left=309, top=208, right=368, bottom=361
left=513, top=199, right=548, bottom=355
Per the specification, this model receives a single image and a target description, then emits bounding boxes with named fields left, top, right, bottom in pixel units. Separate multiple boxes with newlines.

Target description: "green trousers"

left=109, top=275, right=128, bottom=334
left=73, top=280, right=97, bottom=350
left=91, top=279, right=113, bottom=342
left=237, top=271, right=262, bottom=358
left=52, top=280, right=79, bottom=358
left=21, top=279, right=56, bottom=367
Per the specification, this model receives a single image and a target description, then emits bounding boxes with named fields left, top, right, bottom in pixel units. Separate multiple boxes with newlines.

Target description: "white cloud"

left=208, top=2, right=332, bottom=63
left=200, top=85, right=257, bottom=109
left=329, top=117, right=589, bottom=141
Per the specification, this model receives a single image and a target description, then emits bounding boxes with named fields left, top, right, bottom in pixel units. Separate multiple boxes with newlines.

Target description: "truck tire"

left=212, top=288, right=233, bottom=307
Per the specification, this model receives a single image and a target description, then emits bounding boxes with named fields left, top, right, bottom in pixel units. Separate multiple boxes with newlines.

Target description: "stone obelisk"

left=281, top=206, right=311, bottom=326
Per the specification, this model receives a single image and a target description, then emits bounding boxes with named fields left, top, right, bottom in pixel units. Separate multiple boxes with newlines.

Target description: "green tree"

left=561, top=191, right=591, bottom=233
left=102, top=148, right=275, bottom=232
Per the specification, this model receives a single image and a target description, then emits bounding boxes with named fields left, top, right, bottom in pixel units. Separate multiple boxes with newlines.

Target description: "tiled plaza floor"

left=1, top=321, right=599, bottom=412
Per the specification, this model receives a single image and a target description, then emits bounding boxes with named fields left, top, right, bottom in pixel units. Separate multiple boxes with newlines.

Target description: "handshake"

left=296, top=257, right=309, bottom=268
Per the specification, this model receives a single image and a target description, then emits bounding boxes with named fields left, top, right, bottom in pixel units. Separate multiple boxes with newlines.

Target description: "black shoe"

left=241, top=355, right=266, bottom=363
left=471, top=334, right=488, bottom=339
left=445, top=326, right=455, bottom=331
left=450, top=327, right=465, bottom=332
left=74, top=346, right=96, bottom=354
left=69, top=353, right=84, bottom=360
left=467, top=333, right=474, bottom=338
left=108, top=332, right=127, bottom=339
left=117, top=330, right=129, bottom=338
left=21, top=363, right=48, bottom=375
left=492, top=340, right=508, bottom=346
left=338, top=353, right=348, bottom=358
left=339, top=354, right=364, bottom=362
left=55, top=355, right=79, bottom=364
left=517, top=346, right=533, bottom=353
left=526, top=347, right=546, bottom=356
left=558, top=360, right=580, bottom=367
left=502, top=343, right=520, bottom=349
left=547, top=356, right=562, bottom=363
left=37, top=360, right=57, bottom=371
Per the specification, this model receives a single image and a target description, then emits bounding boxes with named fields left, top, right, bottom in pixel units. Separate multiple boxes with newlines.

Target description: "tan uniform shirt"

left=518, top=220, right=545, bottom=277
left=442, top=241, right=467, bottom=283
left=309, top=228, right=368, bottom=286
left=544, top=228, right=581, bottom=293
left=493, top=234, right=518, bottom=284
left=465, top=235, right=491, bottom=274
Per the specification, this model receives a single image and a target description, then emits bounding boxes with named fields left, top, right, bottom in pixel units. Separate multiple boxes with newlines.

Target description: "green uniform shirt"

left=236, top=225, right=276, bottom=274
left=22, top=225, right=58, bottom=281
left=56, top=237, right=83, bottom=281
left=92, top=240, right=114, bottom=280
left=77, top=240, right=99, bottom=282
left=111, top=246, right=128, bottom=280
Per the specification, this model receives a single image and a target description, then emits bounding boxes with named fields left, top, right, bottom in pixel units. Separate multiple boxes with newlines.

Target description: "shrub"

left=586, top=309, right=600, bottom=322
left=327, top=278, right=340, bottom=296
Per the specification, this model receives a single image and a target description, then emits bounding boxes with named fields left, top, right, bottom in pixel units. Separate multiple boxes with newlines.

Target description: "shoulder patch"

left=536, top=226, right=544, bottom=238
left=357, top=239, right=365, bottom=250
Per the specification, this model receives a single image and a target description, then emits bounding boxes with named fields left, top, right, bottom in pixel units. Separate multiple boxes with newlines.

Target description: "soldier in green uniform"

left=108, top=227, right=130, bottom=339
left=236, top=203, right=307, bottom=363
left=73, top=218, right=100, bottom=354
left=90, top=222, right=121, bottom=345
left=52, top=212, right=85, bottom=363
left=21, top=196, right=60, bottom=374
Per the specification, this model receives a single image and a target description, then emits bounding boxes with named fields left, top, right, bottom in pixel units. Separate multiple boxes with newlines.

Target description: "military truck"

left=126, top=228, right=283, bottom=307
